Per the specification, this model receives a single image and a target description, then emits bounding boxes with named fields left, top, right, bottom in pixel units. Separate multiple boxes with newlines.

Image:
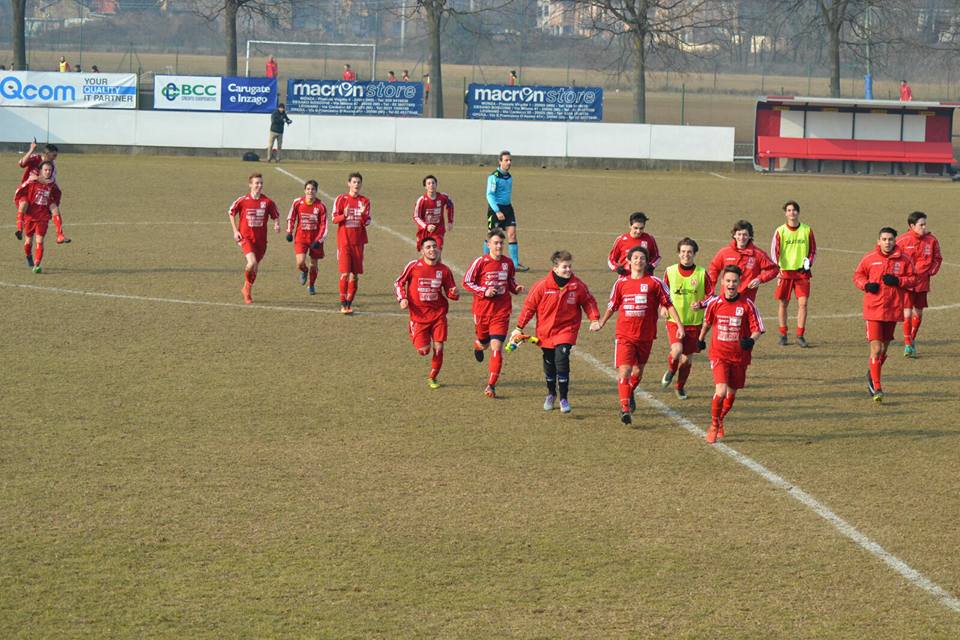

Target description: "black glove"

left=14, top=230, right=22, bottom=240
left=645, top=264, right=655, bottom=275
left=865, top=282, right=880, bottom=294
left=285, top=233, right=293, bottom=242
left=697, top=339, right=707, bottom=352
left=616, top=266, right=628, bottom=276
left=882, top=274, right=899, bottom=287
left=739, top=337, right=755, bottom=351
left=311, top=240, right=322, bottom=250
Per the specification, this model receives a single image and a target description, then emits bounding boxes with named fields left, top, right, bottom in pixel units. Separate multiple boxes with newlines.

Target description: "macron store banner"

left=0, top=71, right=137, bottom=109
left=287, top=80, right=423, bottom=116
left=154, top=75, right=277, bottom=113
left=466, top=83, right=603, bottom=121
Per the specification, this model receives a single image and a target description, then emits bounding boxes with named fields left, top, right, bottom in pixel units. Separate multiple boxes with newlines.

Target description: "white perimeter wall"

left=0, top=107, right=735, bottom=162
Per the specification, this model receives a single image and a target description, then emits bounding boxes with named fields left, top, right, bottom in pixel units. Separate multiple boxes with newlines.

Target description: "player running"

left=228, top=172, right=280, bottom=304
left=395, top=237, right=460, bottom=389
left=607, top=211, right=660, bottom=276
left=413, top=175, right=454, bottom=250
left=485, top=151, right=528, bottom=271
left=660, top=238, right=712, bottom=400
left=513, top=250, right=601, bottom=414
left=896, top=211, right=942, bottom=357
left=597, top=246, right=683, bottom=426
left=15, top=141, right=69, bottom=244
left=463, top=229, right=524, bottom=398
left=332, top=172, right=371, bottom=314
left=286, top=179, right=328, bottom=296
left=853, top=227, right=916, bottom=402
left=770, top=200, right=816, bottom=347
left=14, top=161, right=62, bottom=274
left=699, top=265, right=765, bottom=443
left=708, top=219, right=778, bottom=302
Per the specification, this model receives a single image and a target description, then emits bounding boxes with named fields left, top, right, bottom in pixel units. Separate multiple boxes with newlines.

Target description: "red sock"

left=668, top=355, right=679, bottom=374
left=53, top=214, right=64, bottom=237
left=779, top=326, right=787, bottom=336
left=903, top=318, right=913, bottom=345
left=23, top=243, right=31, bottom=258
left=487, top=349, right=502, bottom=386
left=711, top=395, right=723, bottom=424
left=338, top=276, right=348, bottom=302
left=677, top=361, right=692, bottom=388
left=346, top=278, right=357, bottom=302
left=629, top=372, right=641, bottom=391
left=34, top=244, right=43, bottom=265
left=721, top=394, right=735, bottom=418
left=796, top=326, right=805, bottom=337
left=16, top=211, right=24, bottom=231
left=617, top=377, right=632, bottom=411
left=309, top=267, right=318, bottom=287
left=911, top=315, right=922, bottom=342
left=869, top=356, right=883, bottom=391
left=430, top=350, right=444, bottom=380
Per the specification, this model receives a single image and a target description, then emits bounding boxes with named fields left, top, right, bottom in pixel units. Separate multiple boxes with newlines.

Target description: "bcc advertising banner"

left=153, top=75, right=277, bottom=113
left=287, top=80, right=423, bottom=116
left=0, top=71, right=137, bottom=109
left=466, top=83, right=603, bottom=122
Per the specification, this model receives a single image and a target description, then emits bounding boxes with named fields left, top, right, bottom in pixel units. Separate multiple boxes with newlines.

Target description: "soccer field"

left=2, top=154, right=959, bottom=637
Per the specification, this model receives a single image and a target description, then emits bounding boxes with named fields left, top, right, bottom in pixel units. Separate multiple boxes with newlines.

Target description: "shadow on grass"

left=729, top=426, right=959, bottom=444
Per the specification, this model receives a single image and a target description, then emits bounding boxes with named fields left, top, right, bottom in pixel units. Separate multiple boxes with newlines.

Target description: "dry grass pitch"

left=1, top=154, right=959, bottom=637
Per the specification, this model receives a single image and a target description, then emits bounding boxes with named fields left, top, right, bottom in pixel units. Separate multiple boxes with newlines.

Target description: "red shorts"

left=774, top=277, right=811, bottom=302
left=474, top=309, right=511, bottom=341
left=337, top=244, right=365, bottom=274
left=240, top=238, right=267, bottom=262
left=614, top=338, right=653, bottom=368
left=294, top=240, right=324, bottom=260
left=416, top=229, right=445, bottom=250
left=23, top=218, right=49, bottom=238
left=865, top=320, right=896, bottom=342
left=902, top=290, right=928, bottom=310
left=666, top=322, right=701, bottom=355
left=410, top=317, right=448, bottom=350
left=710, top=360, right=748, bottom=389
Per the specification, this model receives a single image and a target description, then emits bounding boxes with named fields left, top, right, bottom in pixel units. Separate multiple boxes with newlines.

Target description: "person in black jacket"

left=267, top=103, right=292, bottom=163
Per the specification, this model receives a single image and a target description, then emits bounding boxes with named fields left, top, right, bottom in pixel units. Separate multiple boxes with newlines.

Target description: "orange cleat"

left=706, top=423, right=719, bottom=444
left=56, top=234, right=71, bottom=244
left=716, top=421, right=725, bottom=440
left=484, top=384, right=496, bottom=398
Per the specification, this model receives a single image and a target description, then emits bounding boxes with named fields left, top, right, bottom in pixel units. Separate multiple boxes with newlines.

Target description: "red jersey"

left=342, top=69, right=357, bottom=81
left=896, top=229, right=941, bottom=293
left=853, top=247, right=917, bottom=322
left=606, top=275, right=672, bottom=341
left=607, top=232, right=660, bottom=272
left=708, top=240, right=779, bottom=300
left=286, top=197, right=328, bottom=245
left=516, top=273, right=600, bottom=348
left=462, top=254, right=520, bottom=317
left=228, top=193, right=279, bottom=243
left=413, top=192, right=454, bottom=237
left=15, top=180, right=61, bottom=221
left=703, top=294, right=764, bottom=365
left=19, top=154, right=56, bottom=185
left=394, top=259, right=459, bottom=324
left=332, top=193, right=371, bottom=247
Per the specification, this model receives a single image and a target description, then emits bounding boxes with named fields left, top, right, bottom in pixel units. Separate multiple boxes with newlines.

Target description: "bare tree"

left=195, top=0, right=289, bottom=75
left=11, top=0, right=27, bottom=69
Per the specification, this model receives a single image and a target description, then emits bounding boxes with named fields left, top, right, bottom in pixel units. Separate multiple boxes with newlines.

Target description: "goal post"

left=244, top=40, right=377, bottom=81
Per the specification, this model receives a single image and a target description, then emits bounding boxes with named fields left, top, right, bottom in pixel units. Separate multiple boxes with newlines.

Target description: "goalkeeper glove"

left=697, top=339, right=707, bottom=352
left=616, top=266, right=628, bottom=276
left=739, top=337, right=755, bottom=351
left=882, top=274, right=900, bottom=287
left=311, top=240, right=322, bottom=250
left=285, top=233, right=293, bottom=242
left=645, top=264, right=655, bottom=275
left=800, top=257, right=811, bottom=275
left=15, top=230, right=22, bottom=240
left=865, top=282, right=880, bottom=294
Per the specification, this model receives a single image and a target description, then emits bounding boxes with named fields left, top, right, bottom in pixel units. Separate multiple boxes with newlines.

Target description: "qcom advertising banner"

left=0, top=71, right=137, bottom=109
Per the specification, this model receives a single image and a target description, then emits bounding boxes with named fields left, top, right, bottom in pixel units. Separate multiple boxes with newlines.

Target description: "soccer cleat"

left=866, top=370, right=876, bottom=396
left=717, top=420, right=725, bottom=440
left=242, top=284, right=253, bottom=304
left=706, top=423, right=719, bottom=444
left=661, top=370, right=674, bottom=388
left=308, top=285, right=316, bottom=295
left=797, top=336, right=809, bottom=348
left=474, top=349, right=484, bottom=362
left=629, top=392, right=636, bottom=413
left=342, top=306, right=354, bottom=315
left=777, top=335, right=788, bottom=346
left=428, top=378, right=440, bottom=390
left=515, top=263, right=530, bottom=272
left=675, top=387, right=688, bottom=400
left=26, top=254, right=34, bottom=268
left=873, top=390, right=884, bottom=403
left=32, top=265, right=41, bottom=274
left=484, top=384, right=496, bottom=398
left=619, top=409, right=632, bottom=425
left=56, top=234, right=70, bottom=244
left=903, top=344, right=916, bottom=358
left=299, top=270, right=308, bottom=285
left=543, top=394, right=556, bottom=411
left=559, top=399, right=571, bottom=414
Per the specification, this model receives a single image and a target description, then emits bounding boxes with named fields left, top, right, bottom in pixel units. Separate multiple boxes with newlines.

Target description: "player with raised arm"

left=513, top=250, right=601, bottom=414
left=660, top=238, right=712, bottom=400
left=413, top=174, right=454, bottom=250
left=332, top=172, right=371, bottom=314
left=854, top=227, right=916, bottom=401
left=228, top=172, right=280, bottom=304
left=699, top=265, right=765, bottom=443
left=395, top=237, right=460, bottom=389
left=15, top=141, right=69, bottom=244
left=708, top=219, right=778, bottom=302
left=286, top=179, right=328, bottom=296
left=771, top=200, right=816, bottom=347
left=485, top=151, right=528, bottom=271
left=607, top=212, right=660, bottom=276
left=897, top=212, right=942, bottom=357
left=14, top=161, right=62, bottom=273
left=597, top=246, right=683, bottom=426
left=463, top=229, right=524, bottom=398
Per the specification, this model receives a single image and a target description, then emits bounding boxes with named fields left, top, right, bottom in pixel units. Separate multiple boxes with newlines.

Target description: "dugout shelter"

left=754, top=95, right=957, bottom=176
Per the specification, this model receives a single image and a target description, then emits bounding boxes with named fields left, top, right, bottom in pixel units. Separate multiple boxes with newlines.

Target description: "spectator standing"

left=266, top=55, right=278, bottom=79
left=899, top=80, right=913, bottom=101
left=387, top=71, right=397, bottom=82
left=402, top=70, right=410, bottom=81
left=508, top=70, right=518, bottom=86
left=343, top=64, right=356, bottom=81
left=267, top=103, right=292, bottom=163
left=58, top=56, right=69, bottom=72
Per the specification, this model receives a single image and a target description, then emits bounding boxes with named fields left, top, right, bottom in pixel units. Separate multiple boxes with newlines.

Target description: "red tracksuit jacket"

left=853, top=247, right=917, bottom=322
left=516, top=273, right=600, bottom=348
left=708, top=240, right=779, bottom=300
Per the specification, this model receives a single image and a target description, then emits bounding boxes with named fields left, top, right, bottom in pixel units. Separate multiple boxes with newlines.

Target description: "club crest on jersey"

left=501, top=263, right=509, bottom=271
left=259, top=201, right=266, bottom=209
left=436, top=270, right=443, bottom=279
left=640, top=284, right=648, bottom=292
left=690, top=278, right=698, bottom=287
left=735, top=306, right=744, bottom=316
left=892, top=263, right=902, bottom=274
left=746, top=258, right=756, bottom=269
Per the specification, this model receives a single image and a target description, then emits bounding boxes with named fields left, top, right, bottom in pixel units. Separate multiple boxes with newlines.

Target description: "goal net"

left=244, top=40, right=377, bottom=81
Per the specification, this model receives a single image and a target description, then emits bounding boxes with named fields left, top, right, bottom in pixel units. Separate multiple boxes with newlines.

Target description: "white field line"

left=709, top=171, right=735, bottom=181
